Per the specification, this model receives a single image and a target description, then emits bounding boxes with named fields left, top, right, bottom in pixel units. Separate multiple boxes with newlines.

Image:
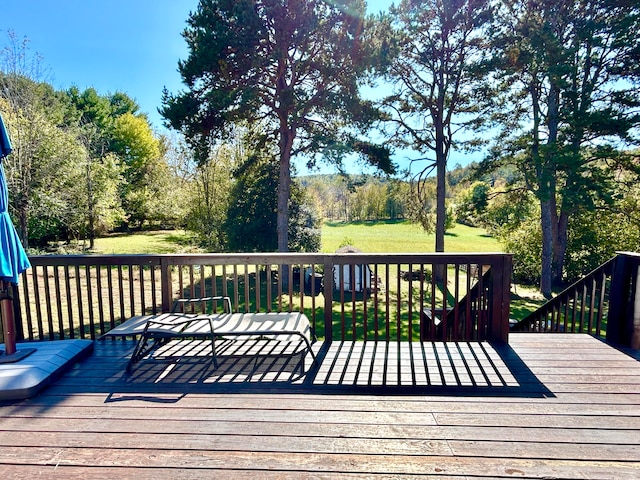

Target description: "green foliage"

left=67, top=153, right=126, bottom=241
left=485, top=171, right=640, bottom=286
left=482, top=189, right=536, bottom=236
left=1, top=34, right=187, bottom=246
left=564, top=194, right=640, bottom=283
left=162, top=0, right=394, bottom=251
left=185, top=144, right=234, bottom=252
left=300, top=174, right=408, bottom=223
left=498, top=218, right=543, bottom=285
left=224, top=155, right=320, bottom=252
left=484, top=0, right=640, bottom=294
left=455, top=181, right=490, bottom=226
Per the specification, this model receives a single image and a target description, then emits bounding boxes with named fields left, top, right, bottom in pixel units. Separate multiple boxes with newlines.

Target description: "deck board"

left=1, top=333, right=639, bottom=479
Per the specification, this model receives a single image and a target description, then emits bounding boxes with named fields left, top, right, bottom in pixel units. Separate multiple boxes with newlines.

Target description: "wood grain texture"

left=0, top=333, right=639, bottom=479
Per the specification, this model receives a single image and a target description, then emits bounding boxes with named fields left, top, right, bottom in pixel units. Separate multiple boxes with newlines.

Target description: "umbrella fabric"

left=0, top=115, right=30, bottom=284
left=0, top=113, right=12, bottom=158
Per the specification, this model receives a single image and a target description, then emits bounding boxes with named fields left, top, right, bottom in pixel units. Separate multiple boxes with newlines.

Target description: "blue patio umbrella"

left=0, top=113, right=31, bottom=359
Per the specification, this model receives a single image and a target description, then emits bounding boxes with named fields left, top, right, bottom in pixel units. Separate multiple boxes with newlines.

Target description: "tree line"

left=160, top=0, right=639, bottom=295
left=3, top=0, right=640, bottom=297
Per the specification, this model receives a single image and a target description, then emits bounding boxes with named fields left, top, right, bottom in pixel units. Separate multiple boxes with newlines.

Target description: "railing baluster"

left=385, top=263, right=390, bottom=342
left=21, top=271, right=34, bottom=340
left=266, top=263, right=272, bottom=313
left=19, top=252, right=518, bottom=346
left=42, top=265, right=54, bottom=340
left=32, top=266, right=44, bottom=340
left=53, top=266, right=64, bottom=340
left=96, top=265, right=105, bottom=336
left=396, top=262, right=402, bottom=342
left=465, top=263, right=472, bottom=340
left=128, top=264, right=135, bottom=318
left=588, top=276, right=596, bottom=334
left=150, top=264, right=158, bottom=315
left=117, top=265, right=125, bottom=324
left=107, top=265, right=115, bottom=331
left=75, top=265, right=84, bottom=339
left=85, top=265, right=95, bottom=339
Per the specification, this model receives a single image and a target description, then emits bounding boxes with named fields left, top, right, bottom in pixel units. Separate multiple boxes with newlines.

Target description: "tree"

left=484, top=0, right=640, bottom=296
left=109, top=112, right=161, bottom=227
left=185, top=142, right=235, bottom=251
left=223, top=154, right=320, bottom=252
left=383, top=0, right=492, bottom=251
left=161, top=0, right=394, bottom=252
left=454, top=181, right=490, bottom=226
left=0, top=37, right=83, bottom=248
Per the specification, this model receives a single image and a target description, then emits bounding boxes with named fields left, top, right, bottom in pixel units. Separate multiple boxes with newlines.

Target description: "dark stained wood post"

left=323, top=257, right=334, bottom=343
left=489, top=254, right=512, bottom=343
left=161, top=256, right=173, bottom=313
left=607, top=252, right=640, bottom=348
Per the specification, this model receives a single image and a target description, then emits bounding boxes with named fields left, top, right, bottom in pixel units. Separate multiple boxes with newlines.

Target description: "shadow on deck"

left=74, top=338, right=554, bottom=398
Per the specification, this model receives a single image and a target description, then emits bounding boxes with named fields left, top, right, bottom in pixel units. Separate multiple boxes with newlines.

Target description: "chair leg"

left=126, top=334, right=152, bottom=372
left=208, top=319, right=218, bottom=368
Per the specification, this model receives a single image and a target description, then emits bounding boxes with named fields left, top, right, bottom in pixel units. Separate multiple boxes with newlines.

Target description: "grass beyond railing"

left=512, top=252, right=640, bottom=349
left=12, top=253, right=512, bottom=344
left=513, top=258, right=615, bottom=336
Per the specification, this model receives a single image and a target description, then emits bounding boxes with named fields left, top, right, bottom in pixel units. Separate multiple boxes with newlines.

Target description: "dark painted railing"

left=512, top=252, right=640, bottom=349
left=8, top=252, right=512, bottom=344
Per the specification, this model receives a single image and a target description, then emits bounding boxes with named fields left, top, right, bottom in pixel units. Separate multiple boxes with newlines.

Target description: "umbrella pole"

left=1, top=281, right=16, bottom=355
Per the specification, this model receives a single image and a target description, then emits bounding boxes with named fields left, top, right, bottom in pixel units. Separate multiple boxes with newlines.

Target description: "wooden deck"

left=1, top=333, right=639, bottom=479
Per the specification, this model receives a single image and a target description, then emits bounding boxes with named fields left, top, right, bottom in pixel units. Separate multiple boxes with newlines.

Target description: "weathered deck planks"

left=0, top=333, right=639, bottom=479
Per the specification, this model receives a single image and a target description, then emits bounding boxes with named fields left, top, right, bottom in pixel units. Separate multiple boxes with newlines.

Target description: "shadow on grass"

left=510, top=292, right=546, bottom=322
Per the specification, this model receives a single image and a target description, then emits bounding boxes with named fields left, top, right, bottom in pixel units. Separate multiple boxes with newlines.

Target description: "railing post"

left=323, top=257, right=334, bottom=343
left=160, top=256, right=172, bottom=313
left=607, top=253, right=640, bottom=348
left=489, top=254, right=512, bottom=343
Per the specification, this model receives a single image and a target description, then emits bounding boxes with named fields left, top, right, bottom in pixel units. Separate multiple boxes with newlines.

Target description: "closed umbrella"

left=0, top=113, right=32, bottom=361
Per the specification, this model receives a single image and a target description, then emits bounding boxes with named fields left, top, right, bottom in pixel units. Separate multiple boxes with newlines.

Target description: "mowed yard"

left=91, top=220, right=502, bottom=255
left=87, top=221, right=544, bottom=320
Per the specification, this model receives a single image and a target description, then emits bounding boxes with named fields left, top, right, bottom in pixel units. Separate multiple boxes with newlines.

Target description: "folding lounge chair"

left=124, top=296, right=231, bottom=372
left=102, top=296, right=316, bottom=373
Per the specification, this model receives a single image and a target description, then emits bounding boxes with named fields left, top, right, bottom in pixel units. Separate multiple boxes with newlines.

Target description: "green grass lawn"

left=93, top=221, right=501, bottom=255
left=91, top=230, right=202, bottom=254
left=321, top=220, right=501, bottom=253
left=90, top=221, right=543, bottom=320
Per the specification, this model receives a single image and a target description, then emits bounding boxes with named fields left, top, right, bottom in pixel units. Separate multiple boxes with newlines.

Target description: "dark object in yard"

left=400, top=269, right=432, bottom=282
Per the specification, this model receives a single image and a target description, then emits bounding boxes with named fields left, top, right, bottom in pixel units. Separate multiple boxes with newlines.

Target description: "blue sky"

left=1, top=1, right=480, bottom=175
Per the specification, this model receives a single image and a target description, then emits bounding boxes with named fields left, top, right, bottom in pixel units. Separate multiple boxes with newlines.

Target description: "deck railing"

left=512, top=252, right=640, bottom=349
left=9, top=252, right=512, bottom=344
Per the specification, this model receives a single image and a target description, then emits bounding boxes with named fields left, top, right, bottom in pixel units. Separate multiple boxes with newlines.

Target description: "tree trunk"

left=277, top=127, right=294, bottom=253
left=18, top=199, right=29, bottom=250
left=552, top=210, right=569, bottom=286
left=540, top=198, right=553, bottom=299
left=434, top=100, right=447, bottom=254
left=435, top=155, right=446, bottom=253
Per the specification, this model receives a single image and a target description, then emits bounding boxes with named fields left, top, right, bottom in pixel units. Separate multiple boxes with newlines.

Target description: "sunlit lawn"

left=91, top=230, right=202, bottom=254
left=92, top=221, right=501, bottom=255
left=321, top=220, right=501, bottom=253
left=89, top=222, right=543, bottom=320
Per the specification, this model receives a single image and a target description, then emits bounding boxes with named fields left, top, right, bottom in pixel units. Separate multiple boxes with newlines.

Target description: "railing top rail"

left=27, top=254, right=163, bottom=267
left=616, top=251, right=640, bottom=261
left=27, top=252, right=511, bottom=266
left=516, top=256, right=617, bottom=328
